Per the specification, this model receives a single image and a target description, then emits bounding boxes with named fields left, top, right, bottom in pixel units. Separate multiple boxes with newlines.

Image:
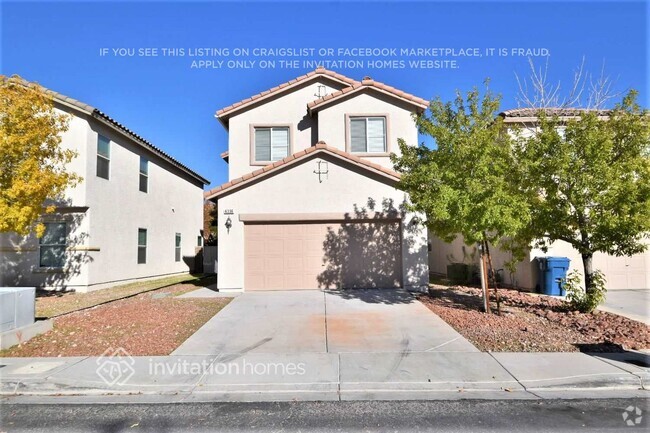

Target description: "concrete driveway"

left=600, top=289, right=650, bottom=325
left=173, top=290, right=478, bottom=355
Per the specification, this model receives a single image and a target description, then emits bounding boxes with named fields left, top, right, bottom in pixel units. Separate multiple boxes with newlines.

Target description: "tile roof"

left=215, top=67, right=360, bottom=123
left=307, top=77, right=429, bottom=113
left=500, top=107, right=611, bottom=120
left=4, top=76, right=209, bottom=185
left=204, top=142, right=401, bottom=200
left=220, top=150, right=229, bottom=162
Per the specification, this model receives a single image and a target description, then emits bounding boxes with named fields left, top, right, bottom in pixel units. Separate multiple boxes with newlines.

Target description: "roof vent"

left=362, top=76, right=372, bottom=81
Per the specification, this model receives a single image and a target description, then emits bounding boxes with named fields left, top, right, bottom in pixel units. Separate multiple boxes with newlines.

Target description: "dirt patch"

left=418, top=284, right=650, bottom=352
left=35, top=274, right=213, bottom=318
left=1, top=283, right=230, bottom=357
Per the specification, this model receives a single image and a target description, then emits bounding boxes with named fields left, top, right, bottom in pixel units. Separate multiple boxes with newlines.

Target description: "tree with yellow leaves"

left=0, top=76, right=81, bottom=237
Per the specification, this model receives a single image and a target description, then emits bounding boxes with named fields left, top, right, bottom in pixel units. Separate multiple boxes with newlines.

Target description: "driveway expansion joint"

left=486, top=351, right=544, bottom=399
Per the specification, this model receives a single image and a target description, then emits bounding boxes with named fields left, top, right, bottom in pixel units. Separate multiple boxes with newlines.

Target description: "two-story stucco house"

left=0, top=83, right=209, bottom=292
left=205, top=67, right=430, bottom=292
left=429, top=108, right=650, bottom=292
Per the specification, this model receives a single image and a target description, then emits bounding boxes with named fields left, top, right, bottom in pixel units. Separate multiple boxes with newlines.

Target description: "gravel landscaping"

left=419, top=284, right=650, bottom=352
left=1, top=281, right=230, bottom=357
left=35, top=274, right=209, bottom=318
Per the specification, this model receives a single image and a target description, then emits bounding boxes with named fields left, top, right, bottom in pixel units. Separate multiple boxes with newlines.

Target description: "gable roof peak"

left=215, top=68, right=359, bottom=124
left=307, top=76, right=429, bottom=114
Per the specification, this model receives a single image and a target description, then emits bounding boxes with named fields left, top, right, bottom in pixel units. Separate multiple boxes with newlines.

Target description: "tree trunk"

left=479, top=241, right=490, bottom=313
left=483, top=240, right=501, bottom=315
left=581, top=253, right=594, bottom=294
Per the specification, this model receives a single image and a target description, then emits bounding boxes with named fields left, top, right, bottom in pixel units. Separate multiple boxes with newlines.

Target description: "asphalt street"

left=1, top=399, right=649, bottom=432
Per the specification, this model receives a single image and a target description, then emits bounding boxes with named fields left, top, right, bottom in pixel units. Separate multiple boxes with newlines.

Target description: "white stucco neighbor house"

left=429, top=108, right=650, bottom=292
left=205, top=67, right=430, bottom=292
left=0, top=83, right=209, bottom=292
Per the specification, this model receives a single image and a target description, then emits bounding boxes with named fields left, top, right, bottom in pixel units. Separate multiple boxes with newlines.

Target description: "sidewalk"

left=599, top=289, right=650, bottom=325
left=1, top=350, right=648, bottom=403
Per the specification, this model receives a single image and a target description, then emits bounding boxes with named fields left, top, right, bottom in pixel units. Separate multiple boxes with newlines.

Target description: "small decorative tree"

left=514, top=58, right=650, bottom=296
left=0, top=76, right=80, bottom=237
left=514, top=91, right=650, bottom=294
left=391, top=83, right=532, bottom=312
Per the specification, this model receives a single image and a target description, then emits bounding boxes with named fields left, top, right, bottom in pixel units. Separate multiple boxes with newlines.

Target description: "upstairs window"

left=175, top=233, right=181, bottom=262
left=254, top=127, right=289, bottom=163
left=97, top=135, right=111, bottom=179
left=350, top=117, right=387, bottom=154
left=39, top=222, right=66, bottom=268
left=139, top=157, right=149, bottom=193
left=138, top=228, right=147, bottom=264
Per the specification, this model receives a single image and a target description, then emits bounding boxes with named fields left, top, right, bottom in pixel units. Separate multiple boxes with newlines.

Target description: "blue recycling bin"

left=536, top=257, right=571, bottom=296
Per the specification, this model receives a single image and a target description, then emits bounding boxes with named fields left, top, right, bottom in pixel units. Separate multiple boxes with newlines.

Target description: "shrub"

left=563, top=270, right=607, bottom=313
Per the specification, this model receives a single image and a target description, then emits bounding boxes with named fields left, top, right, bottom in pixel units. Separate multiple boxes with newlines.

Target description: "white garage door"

left=244, top=221, right=402, bottom=291
left=594, top=251, right=650, bottom=290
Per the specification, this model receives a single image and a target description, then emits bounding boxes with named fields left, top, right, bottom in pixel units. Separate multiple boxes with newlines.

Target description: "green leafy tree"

left=514, top=91, right=650, bottom=294
left=391, top=84, right=532, bottom=310
left=0, top=76, right=80, bottom=237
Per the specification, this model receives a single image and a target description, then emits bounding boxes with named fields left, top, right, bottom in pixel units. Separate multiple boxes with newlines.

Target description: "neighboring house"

left=429, top=108, right=650, bottom=291
left=205, top=67, right=430, bottom=291
left=0, top=83, right=209, bottom=292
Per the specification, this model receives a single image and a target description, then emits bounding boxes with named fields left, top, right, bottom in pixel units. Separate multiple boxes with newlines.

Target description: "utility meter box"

left=0, top=287, right=36, bottom=332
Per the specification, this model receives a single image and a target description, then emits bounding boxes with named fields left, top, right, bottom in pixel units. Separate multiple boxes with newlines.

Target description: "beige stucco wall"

left=217, top=152, right=429, bottom=291
left=428, top=236, right=478, bottom=276
left=428, top=233, right=650, bottom=291
left=226, top=78, right=347, bottom=180
left=0, top=110, right=92, bottom=289
left=0, top=104, right=205, bottom=292
left=225, top=80, right=421, bottom=179
left=315, top=91, right=419, bottom=169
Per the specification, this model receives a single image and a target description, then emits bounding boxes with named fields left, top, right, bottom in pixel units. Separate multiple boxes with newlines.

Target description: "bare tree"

left=515, top=57, right=621, bottom=110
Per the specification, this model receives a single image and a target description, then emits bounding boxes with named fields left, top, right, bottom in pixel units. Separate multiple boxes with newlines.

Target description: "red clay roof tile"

left=216, top=67, right=359, bottom=120
left=307, top=78, right=428, bottom=113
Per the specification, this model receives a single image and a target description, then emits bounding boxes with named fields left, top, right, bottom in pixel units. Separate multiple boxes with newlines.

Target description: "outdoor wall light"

left=225, top=216, right=232, bottom=233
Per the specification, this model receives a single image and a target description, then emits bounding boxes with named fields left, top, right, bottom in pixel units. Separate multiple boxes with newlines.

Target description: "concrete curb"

left=1, top=351, right=647, bottom=402
left=0, top=320, right=53, bottom=350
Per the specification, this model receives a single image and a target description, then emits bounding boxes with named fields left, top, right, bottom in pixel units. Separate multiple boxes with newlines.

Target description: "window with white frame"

left=175, top=233, right=181, bottom=262
left=349, top=117, right=387, bottom=153
left=97, top=135, right=110, bottom=179
left=138, top=228, right=147, bottom=264
left=139, top=157, right=148, bottom=193
left=254, top=127, right=289, bottom=162
left=39, top=222, right=66, bottom=268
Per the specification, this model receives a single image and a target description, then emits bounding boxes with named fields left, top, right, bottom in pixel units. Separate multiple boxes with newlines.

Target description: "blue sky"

left=1, top=1, right=647, bottom=187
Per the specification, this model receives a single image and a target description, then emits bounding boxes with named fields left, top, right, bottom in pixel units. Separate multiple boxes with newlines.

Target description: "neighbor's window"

left=97, top=135, right=111, bottom=179
left=197, top=236, right=203, bottom=247
left=39, top=222, right=67, bottom=268
left=138, top=228, right=147, bottom=264
left=139, top=157, right=148, bottom=193
left=175, top=233, right=181, bottom=262
left=254, top=127, right=289, bottom=162
left=350, top=117, right=386, bottom=153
